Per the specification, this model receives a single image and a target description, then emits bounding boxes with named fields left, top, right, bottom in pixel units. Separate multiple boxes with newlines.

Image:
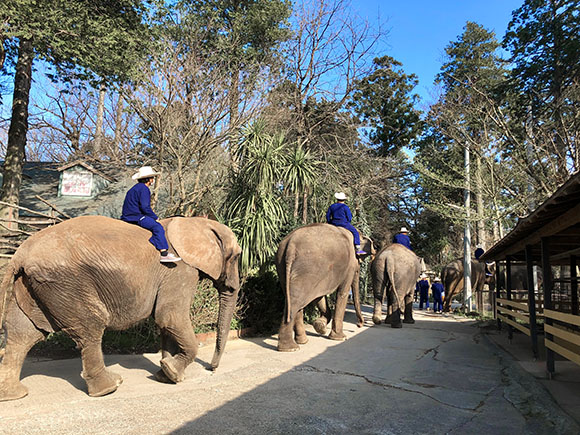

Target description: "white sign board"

left=61, top=171, right=93, bottom=196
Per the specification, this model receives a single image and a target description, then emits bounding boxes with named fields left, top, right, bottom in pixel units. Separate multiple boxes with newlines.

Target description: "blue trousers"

left=333, top=222, right=360, bottom=246
left=419, top=290, right=429, bottom=309
left=433, top=295, right=443, bottom=312
left=137, top=216, right=169, bottom=251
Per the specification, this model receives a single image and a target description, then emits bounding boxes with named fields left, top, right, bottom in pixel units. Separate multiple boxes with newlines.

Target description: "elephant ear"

left=165, top=217, right=241, bottom=288
left=165, top=217, right=223, bottom=281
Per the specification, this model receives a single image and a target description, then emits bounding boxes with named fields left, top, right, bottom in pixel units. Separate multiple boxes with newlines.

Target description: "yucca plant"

left=225, top=121, right=288, bottom=274
left=282, top=141, right=321, bottom=219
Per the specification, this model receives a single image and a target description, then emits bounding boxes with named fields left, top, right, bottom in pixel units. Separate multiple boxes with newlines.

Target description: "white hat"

left=434, top=276, right=441, bottom=282
left=132, top=166, right=161, bottom=180
left=334, top=192, right=347, bottom=200
left=399, top=227, right=409, bottom=233
left=420, top=273, right=427, bottom=279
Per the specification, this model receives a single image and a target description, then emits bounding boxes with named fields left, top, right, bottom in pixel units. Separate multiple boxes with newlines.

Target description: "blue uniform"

left=393, top=233, right=412, bottom=250
left=416, top=279, right=429, bottom=309
left=326, top=202, right=360, bottom=246
left=431, top=282, right=444, bottom=312
left=121, top=183, right=169, bottom=251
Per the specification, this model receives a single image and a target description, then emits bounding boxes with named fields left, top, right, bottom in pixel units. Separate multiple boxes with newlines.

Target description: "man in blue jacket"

left=416, top=274, right=430, bottom=310
left=393, top=227, right=412, bottom=250
left=326, top=192, right=366, bottom=255
left=121, top=166, right=181, bottom=263
left=431, top=276, right=444, bottom=313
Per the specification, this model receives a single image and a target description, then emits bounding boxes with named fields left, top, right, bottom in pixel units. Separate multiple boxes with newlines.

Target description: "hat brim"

left=132, top=172, right=160, bottom=180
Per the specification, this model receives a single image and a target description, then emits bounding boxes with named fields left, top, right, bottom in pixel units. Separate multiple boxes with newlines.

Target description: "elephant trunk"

left=210, top=286, right=240, bottom=370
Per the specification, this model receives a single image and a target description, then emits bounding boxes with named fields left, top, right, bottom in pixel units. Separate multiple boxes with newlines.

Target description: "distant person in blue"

left=393, top=227, right=412, bottom=250
left=431, top=276, right=444, bottom=313
left=121, top=166, right=181, bottom=263
left=416, top=274, right=430, bottom=310
left=326, top=192, right=366, bottom=255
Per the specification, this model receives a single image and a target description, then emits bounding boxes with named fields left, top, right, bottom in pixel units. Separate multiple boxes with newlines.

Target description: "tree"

left=0, top=0, right=150, bottom=226
left=503, top=0, right=580, bottom=177
left=349, top=55, right=422, bottom=156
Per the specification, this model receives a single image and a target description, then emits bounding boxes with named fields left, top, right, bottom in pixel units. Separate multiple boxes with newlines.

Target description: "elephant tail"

left=284, top=243, right=296, bottom=324
left=386, top=255, right=399, bottom=308
left=0, top=261, right=17, bottom=332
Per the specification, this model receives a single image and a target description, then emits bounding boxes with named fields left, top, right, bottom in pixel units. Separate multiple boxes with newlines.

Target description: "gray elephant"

left=0, top=215, right=241, bottom=401
left=276, top=224, right=373, bottom=351
left=371, top=243, right=422, bottom=327
left=441, top=258, right=495, bottom=312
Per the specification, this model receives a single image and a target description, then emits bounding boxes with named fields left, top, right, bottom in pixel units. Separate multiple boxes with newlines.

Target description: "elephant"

left=275, top=223, right=374, bottom=351
left=441, top=258, right=496, bottom=312
left=371, top=243, right=422, bottom=327
left=0, top=215, right=241, bottom=401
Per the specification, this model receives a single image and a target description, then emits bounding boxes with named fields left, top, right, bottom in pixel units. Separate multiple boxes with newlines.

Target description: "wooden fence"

left=544, top=309, right=580, bottom=368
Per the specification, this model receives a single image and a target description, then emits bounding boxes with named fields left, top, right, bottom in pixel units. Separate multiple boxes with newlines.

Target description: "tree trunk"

left=475, top=155, right=485, bottom=248
left=94, top=84, right=106, bottom=155
left=0, top=39, right=34, bottom=231
left=302, top=190, right=308, bottom=224
left=293, top=191, right=299, bottom=219
left=113, top=93, right=124, bottom=160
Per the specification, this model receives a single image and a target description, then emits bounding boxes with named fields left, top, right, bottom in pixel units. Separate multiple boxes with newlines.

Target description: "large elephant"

left=371, top=244, right=422, bottom=328
left=0, top=215, right=241, bottom=401
left=276, top=224, right=373, bottom=352
left=441, top=258, right=495, bottom=312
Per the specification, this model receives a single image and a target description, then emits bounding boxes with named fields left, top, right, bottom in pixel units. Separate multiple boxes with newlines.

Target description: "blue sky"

left=352, top=0, right=523, bottom=106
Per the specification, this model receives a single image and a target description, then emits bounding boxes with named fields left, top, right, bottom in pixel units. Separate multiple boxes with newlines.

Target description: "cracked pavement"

left=0, top=307, right=578, bottom=434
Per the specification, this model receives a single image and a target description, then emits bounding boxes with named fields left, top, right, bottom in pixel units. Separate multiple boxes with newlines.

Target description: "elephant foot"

left=295, top=334, right=308, bottom=345
left=154, top=369, right=175, bottom=384
left=384, top=315, right=393, bottom=324
left=391, top=322, right=403, bottom=329
left=403, top=319, right=415, bottom=324
left=84, top=369, right=123, bottom=397
left=160, top=356, right=186, bottom=383
left=313, top=319, right=328, bottom=335
left=0, top=380, right=28, bottom=402
left=372, top=315, right=382, bottom=325
left=328, top=331, right=346, bottom=341
left=277, top=341, right=300, bottom=352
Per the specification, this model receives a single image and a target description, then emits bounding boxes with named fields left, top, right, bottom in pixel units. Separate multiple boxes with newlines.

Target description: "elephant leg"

left=278, top=309, right=299, bottom=352
left=154, top=331, right=180, bottom=384
left=78, top=336, right=123, bottom=397
left=384, top=286, right=394, bottom=324
left=389, top=289, right=403, bottom=328
left=0, top=299, right=45, bottom=402
left=372, top=296, right=383, bottom=325
left=313, top=296, right=329, bottom=334
left=403, top=293, right=415, bottom=324
left=294, top=309, right=308, bottom=344
left=329, top=279, right=352, bottom=341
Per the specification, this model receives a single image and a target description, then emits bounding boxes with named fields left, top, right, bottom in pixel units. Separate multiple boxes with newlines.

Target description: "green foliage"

left=0, top=0, right=151, bottom=85
left=350, top=56, right=422, bottom=156
left=237, top=266, right=284, bottom=334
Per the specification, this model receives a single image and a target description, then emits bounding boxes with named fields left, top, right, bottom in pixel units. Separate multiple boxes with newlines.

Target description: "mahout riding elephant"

left=275, top=223, right=373, bottom=351
left=0, top=216, right=241, bottom=401
left=371, top=243, right=422, bottom=328
left=441, top=258, right=495, bottom=312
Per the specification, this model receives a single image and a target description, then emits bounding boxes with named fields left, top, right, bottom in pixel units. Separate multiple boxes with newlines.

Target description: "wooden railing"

left=496, top=298, right=533, bottom=336
left=544, top=310, right=580, bottom=367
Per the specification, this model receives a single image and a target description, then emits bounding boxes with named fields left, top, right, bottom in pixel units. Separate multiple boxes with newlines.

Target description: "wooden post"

left=541, top=237, right=555, bottom=377
left=525, top=245, right=538, bottom=359
left=572, top=255, right=578, bottom=316
left=506, top=256, right=513, bottom=341
left=496, top=261, right=502, bottom=330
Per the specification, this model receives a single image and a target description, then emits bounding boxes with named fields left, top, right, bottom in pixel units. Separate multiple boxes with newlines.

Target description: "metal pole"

left=464, top=143, right=472, bottom=312
left=506, top=256, right=513, bottom=342
left=525, top=245, right=538, bottom=359
left=541, top=237, right=555, bottom=377
left=571, top=255, right=578, bottom=316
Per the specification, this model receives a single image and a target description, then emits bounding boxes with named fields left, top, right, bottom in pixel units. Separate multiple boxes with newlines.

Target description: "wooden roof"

left=481, top=171, right=580, bottom=264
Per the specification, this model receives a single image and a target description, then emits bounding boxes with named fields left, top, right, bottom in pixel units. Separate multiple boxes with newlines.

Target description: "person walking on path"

left=121, top=166, right=181, bottom=263
left=393, top=227, right=412, bottom=250
left=431, top=276, right=444, bottom=313
left=326, top=192, right=366, bottom=255
left=416, top=274, right=430, bottom=310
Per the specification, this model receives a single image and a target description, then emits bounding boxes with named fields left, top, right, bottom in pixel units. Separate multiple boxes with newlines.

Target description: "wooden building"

left=481, top=172, right=580, bottom=377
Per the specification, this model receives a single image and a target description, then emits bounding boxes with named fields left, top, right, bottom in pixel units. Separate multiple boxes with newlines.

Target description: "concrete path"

left=0, top=307, right=578, bottom=434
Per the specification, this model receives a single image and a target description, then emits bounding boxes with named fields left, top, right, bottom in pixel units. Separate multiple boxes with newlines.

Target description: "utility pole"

left=464, top=142, right=472, bottom=312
